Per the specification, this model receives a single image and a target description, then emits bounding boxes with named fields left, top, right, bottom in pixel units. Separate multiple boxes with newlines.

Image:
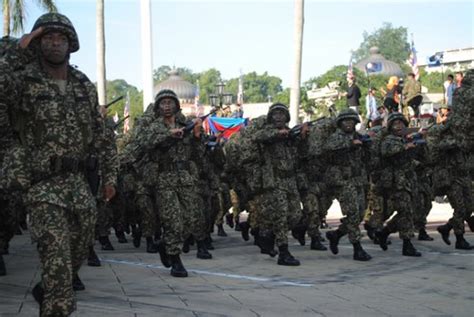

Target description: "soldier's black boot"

left=225, top=213, right=234, bottom=228
left=169, top=254, right=188, bottom=277
left=132, top=226, right=141, bottom=248
left=87, top=245, right=101, bottom=267
left=375, top=227, right=391, bottom=251
left=0, top=254, right=6, bottom=276
left=437, top=223, right=453, bottom=245
left=466, top=216, right=474, bottom=233
left=72, top=274, right=85, bottom=291
left=418, top=228, right=434, bottom=241
left=240, top=221, right=250, bottom=241
left=258, top=230, right=278, bottom=257
left=146, top=237, right=159, bottom=253
left=99, top=236, right=114, bottom=251
left=325, top=229, right=345, bottom=255
left=204, top=235, right=215, bottom=250
left=310, top=236, right=327, bottom=251
left=32, top=282, right=44, bottom=314
left=217, top=224, right=227, bottom=237
left=277, top=244, right=300, bottom=266
left=115, top=225, right=128, bottom=243
left=196, top=240, right=213, bottom=259
left=364, top=223, right=375, bottom=241
left=291, top=225, right=306, bottom=246
left=251, top=228, right=260, bottom=246
left=157, top=240, right=170, bottom=268
left=455, top=234, right=474, bottom=250
left=352, top=242, right=372, bottom=261
left=402, top=239, right=422, bottom=256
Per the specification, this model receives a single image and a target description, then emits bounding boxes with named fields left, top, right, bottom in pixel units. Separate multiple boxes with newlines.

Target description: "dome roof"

left=354, top=47, right=404, bottom=77
left=154, top=69, right=196, bottom=100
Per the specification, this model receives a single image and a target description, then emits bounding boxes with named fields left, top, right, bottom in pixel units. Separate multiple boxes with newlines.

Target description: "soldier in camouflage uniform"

left=133, top=89, right=211, bottom=277
left=375, top=113, right=422, bottom=256
left=252, top=104, right=302, bottom=266
left=324, top=109, right=372, bottom=261
left=0, top=13, right=117, bottom=316
left=430, top=79, right=473, bottom=249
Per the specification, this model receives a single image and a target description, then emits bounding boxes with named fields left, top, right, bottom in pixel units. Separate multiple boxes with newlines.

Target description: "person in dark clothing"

left=346, top=77, right=362, bottom=112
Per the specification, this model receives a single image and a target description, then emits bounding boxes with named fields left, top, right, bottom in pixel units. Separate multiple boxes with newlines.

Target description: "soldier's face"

left=271, top=109, right=287, bottom=128
left=159, top=98, right=177, bottom=118
left=391, top=120, right=406, bottom=136
left=340, top=119, right=356, bottom=133
left=40, top=31, right=70, bottom=65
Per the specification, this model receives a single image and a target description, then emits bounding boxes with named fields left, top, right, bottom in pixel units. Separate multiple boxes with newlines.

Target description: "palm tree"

left=3, top=0, right=57, bottom=36
left=96, top=0, right=107, bottom=106
left=289, top=0, right=304, bottom=126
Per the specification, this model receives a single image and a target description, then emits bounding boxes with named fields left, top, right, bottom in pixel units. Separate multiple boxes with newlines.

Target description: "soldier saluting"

left=0, top=13, right=117, bottom=316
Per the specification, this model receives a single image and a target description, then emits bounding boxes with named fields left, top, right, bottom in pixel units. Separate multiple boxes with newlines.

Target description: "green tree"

left=353, top=22, right=410, bottom=66
left=418, top=68, right=445, bottom=93
left=103, top=79, right=143, bottom=129
left=153, top=65, right=198, bottom=84
left=3, top=0, right=57, bottom=36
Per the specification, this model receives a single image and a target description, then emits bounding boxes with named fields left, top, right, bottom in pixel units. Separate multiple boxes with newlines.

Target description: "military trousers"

left=136, top=193, right=157, bottom=238
left=333, top=183, right=365, bottom=243
left=446, top=176, right=472, bottom=235
left=260, top=188, right=302, bottom=247
left=155, top=186, right=206, bottom=255
left=28, top=202, right=96, bottom=317
left=0, top=195, right=19, bottom=253
left=385, top=191, right=415, bottom=239
left=300, top=190, right=321, bottom=239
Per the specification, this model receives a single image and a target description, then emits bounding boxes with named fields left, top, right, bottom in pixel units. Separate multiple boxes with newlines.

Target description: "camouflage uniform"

left=252, top=104, right=302, bottom=266
left=0, top=13, right=117, bottom=316
left=375, top=113, right=421, bottom=256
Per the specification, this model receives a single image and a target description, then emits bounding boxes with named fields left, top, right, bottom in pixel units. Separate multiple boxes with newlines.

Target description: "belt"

left=50, top=156, right=91, bottom=174
left=160, top=160, right=191, bottom=172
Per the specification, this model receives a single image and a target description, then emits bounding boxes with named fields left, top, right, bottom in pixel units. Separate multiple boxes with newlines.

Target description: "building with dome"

left=154, top=69, right=198, bottom=116
left=354, top=47, right=404, bottom=77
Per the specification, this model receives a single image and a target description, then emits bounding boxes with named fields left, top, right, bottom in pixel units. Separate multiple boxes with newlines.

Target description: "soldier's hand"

left=353, top=139, right=363, bottom=145
left=19, top=27, right=44, bottom=49
left=300, top=123, right=310, bottom=139
left=170, top=128, right=184, bottom=138
left=103, top=185, right=116, bottom=202
left=193, top=118, right=203, bottom=138
left=405, top=142, right=416, bottom=150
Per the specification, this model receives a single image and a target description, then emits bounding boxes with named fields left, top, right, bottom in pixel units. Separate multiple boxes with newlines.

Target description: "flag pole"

left=140, top=0, right=154, bottom=111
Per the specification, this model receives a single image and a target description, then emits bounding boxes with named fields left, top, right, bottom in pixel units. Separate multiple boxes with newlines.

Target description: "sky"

left=3, top=0, right=473, bottom=91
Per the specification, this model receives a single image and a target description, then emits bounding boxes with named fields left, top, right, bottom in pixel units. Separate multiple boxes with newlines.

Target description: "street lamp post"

left=209, top=81, right=234, bottom=111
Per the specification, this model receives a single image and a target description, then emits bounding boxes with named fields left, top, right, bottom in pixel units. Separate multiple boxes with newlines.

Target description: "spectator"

left=383, top=76, right=401, bottom=112
left=346, top=76, right=361, bottom=113
left=444, top=74, right=456, bottom=106
left=231, top=103, right=244, bottom=118
left=436, top=104, right=451, bottom=125
left=365, top=87, right=379, bottom=127
left=455, top=71, right=464, bottom=88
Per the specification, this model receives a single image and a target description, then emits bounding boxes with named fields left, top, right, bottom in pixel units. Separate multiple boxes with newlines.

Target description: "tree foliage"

left=103, top=79, right=143, bottom=130
left=353, top=22, right=410, bottom=66
left=3, top=0, right=57, bottom=36
left=418, top=68, right=446, bottom=93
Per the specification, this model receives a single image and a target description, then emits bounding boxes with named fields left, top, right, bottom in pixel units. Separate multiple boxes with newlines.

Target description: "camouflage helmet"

left=336, top=108, right=360, bottom=125
left=32, top=13, right=79, bottom=53
left=387, top=112, right=408, bottom=130
left=154, top=89, right=181, bottom=111
left=267, top=103, right=290, bottom=123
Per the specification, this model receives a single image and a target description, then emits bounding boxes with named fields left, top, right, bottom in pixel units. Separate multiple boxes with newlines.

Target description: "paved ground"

left=1, top=203, right=474, bottom=317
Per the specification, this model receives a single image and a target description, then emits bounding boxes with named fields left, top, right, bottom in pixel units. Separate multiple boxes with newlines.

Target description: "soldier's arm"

left=253, top=127, right=286, bottom=144
left=380, top=137, right=405, bottom=158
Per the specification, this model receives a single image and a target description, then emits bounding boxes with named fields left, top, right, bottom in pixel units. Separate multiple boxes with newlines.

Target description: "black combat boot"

left=352, top=242, right=372, bottom=261
left=146, top=237, right=159, bottom=253
left=364, top=223, right=375, bottom=241
left=225, top=213, right=234, bottom=228
left=375, top=227, right=391, bottom=251
left=437, top=223, right=453, bottom=245
left=258, top=230, right=278, bottom=257
left=277, top=244, right=300, bottom=266
left=310, top=236, right=327, bottom=251
left=182, top=236, right=193, bottom=253
left=115, top=225, right=128, bottom=243
left=32, top=282, right=44, bottom=315
left=217, top=224, right=227, bottom=237
left=466, top=216, right=474, bottom=233
left=99, top=236, right=114, bottom=251
left=402, top=239, right=422, bottom=256
left=251, top=227, right=260, bottom=245
left=455, top=234, right=474, bottom=250
left=196, top=240, right=213, bottom=259
left=418, top=228, right=434, bottom=241
left=204, top=235, right=215, bottom=250
left=169, top=254, right=188, bottom=277
left=132, top=226, right=141, bottom=248
left=0, top=254, right=6, bottom=276
left=240, top=221, right=250, bottom=241
left=87, top=245, right=101, bottom=267
left=291, top=225, right=306, bottom=246
left=325, top=229, right=345, bottom=255
left=72, top=274, right=85, bottom=291
left=157, top=240, right=170, bottom=268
